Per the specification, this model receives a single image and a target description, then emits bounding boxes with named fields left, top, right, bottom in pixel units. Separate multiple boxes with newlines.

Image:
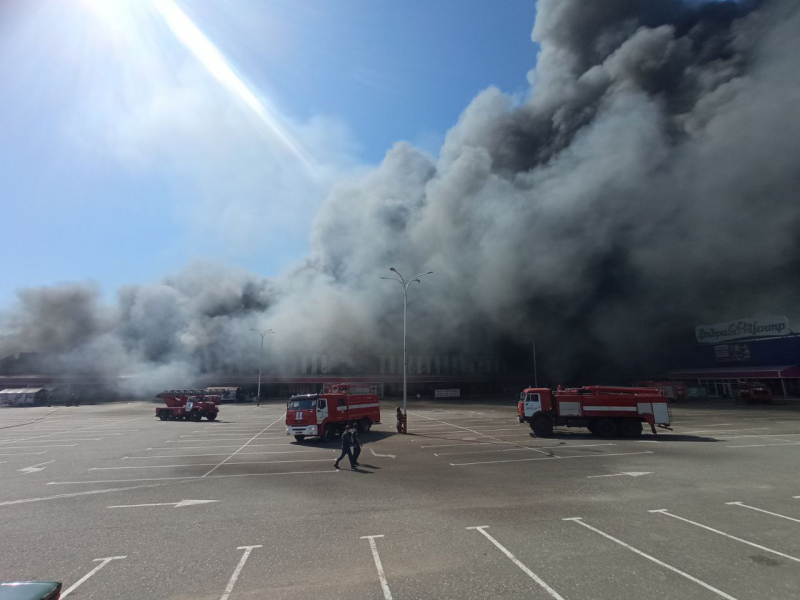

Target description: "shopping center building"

left=668, top=316, right=800, bottom=398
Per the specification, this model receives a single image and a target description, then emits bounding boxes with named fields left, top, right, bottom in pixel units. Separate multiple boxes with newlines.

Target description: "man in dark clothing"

left=334, top=425, right=355, bottom=469
left=351, top=426, right=362, bottom=467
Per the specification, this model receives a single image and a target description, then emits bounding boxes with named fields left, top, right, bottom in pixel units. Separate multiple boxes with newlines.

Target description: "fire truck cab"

left=518, top=385, right=671, bottom=438
left=285, top=383, right=381, bottom=442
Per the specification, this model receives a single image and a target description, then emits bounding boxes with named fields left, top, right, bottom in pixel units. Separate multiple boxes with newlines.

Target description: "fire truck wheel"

left=595, top=418, right=618, bottom=438
left=158, top=412, right=168, bottom=421
left=294, top=435, right=306, bottom=442
left=358, top=418, right=371, bottom=434
left=531, top=415, right=554, bottom=438
left=190, top=410, right=202, bottom=422
left=618, top=418, right=643, bottom=438
left=321, top=425, right=334, bottom=443
left=206, top=413, right=217, bottom=421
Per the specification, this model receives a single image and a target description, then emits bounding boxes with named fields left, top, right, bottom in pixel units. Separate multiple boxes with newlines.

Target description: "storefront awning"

left=668, top=365, right=800, bottom=380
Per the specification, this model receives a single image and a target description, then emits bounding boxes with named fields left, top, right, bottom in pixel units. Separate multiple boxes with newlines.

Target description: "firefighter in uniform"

left=334, top=424, right=356, bottom=470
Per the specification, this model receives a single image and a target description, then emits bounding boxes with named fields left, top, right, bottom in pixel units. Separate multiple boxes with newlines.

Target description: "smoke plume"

left=2, top=0, right=800, bottom=389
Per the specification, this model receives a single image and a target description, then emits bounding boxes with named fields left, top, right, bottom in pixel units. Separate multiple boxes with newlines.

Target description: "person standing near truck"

left=334, top=424, right=355, bottom=469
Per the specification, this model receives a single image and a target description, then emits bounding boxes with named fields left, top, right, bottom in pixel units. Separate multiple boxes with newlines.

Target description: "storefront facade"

left=668, top=319, right=800, bottom=398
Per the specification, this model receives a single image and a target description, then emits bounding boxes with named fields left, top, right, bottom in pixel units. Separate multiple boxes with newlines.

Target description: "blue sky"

left=0, top=0, right=538, bottom=306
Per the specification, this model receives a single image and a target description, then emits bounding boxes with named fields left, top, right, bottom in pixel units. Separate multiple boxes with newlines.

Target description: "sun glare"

left=149, top=0, right=312, bottom=168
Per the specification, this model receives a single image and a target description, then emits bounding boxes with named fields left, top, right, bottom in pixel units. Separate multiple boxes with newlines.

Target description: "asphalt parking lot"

left=1, top=399, right=799, bottom=599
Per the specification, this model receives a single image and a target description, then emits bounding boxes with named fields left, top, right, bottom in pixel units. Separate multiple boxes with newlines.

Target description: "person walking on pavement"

left=334, top=424, right=355, bottom=470
left=351, top=425, right=362, bottom=467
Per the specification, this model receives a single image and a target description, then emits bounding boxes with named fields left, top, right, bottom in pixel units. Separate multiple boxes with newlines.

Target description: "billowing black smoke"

left=2, top=0, right=799, bottom=389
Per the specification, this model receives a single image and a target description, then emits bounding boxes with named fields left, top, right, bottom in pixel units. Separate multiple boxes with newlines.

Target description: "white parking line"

left=0, top=416, right=147, bottom=446
left=180, top=433, right=283, bottom=438
left=725, top=432, right=800, bottom=440
left=201, top=430, right=279, bottom=461
left=727, top=441, right=800, bottom=448
left=467, top=526, right=564, bottom=600
left=167, top=438, right=279, bottom=443
left=419, top=442, right=508, bottom=449
left=47, top=469, right=339, bottom=484
left=361, top=535, right=393, bottom=600
left=0, top=444, right=76, bottom=449
left=61, top=556, right=127, bottom=598
left=124, top=450, right=332, bottom=459
left=91, top=459, right=334, bottom=470
left=726, top=501, right=800, bottom=523
left=564, top=518, right=738, bottom=600
left=220, top=545, right=262, bottom=600
left=451, top=450, right=653, bottom=466
left=649, top=509, right=800, bottom=563
left=435, top=443, right=615, bottom=457
left=409, top=410, right=552, bottom=454
left=0, top=451, right=47, bottom=456
left=147, top=443, right=292, bottom=450
left=680, top=428, right=769, bottom=435
left=6, top=438, right=103, bottom=442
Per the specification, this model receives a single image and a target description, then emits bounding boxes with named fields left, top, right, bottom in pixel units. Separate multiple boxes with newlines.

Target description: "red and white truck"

left=518, top=385, right=671, bottom=438
left=285, top=383, right=381, bottom=442
left=155, top=390, right=220, bottom=421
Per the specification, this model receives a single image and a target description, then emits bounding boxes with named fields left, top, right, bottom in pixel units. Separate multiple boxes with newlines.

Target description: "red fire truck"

left=518, top=385, right=671, bottom=438
left=285, top=383, right=381, bottom=442
left=155, top=390, right=220, bottom=421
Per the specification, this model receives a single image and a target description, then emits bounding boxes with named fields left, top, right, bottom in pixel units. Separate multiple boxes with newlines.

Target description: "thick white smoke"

left=2, top=0, right=799, bottom=389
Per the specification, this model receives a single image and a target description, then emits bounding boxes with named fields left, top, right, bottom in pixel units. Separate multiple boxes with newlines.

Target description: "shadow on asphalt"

left=289, top=430, right=399, bottom=447
left=404, top=431, right=718, bottom=443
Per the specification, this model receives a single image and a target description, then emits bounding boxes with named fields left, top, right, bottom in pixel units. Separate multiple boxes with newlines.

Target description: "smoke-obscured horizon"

left=2, top=0, right=800, bottom=391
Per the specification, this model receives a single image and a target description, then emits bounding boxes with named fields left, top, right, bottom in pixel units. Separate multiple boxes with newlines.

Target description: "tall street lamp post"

left=381, top=267, right=433, bottom=433
left=250, top=328, right=274, bottom=406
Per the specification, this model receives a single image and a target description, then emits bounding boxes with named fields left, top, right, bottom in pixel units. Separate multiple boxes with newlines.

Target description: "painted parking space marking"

left=435, top=443, right=615, bottom=457
left=108, top=499, right=218, bottom=509
left=61, top=556, right=127, bottom=598
left=725, top=432, right=800, bottom=439
left=92, top=458, right=334, bottom=470
left=18, top=460, right=55, bottom=474
left=649, top=509, right=800, bottom=563
left=467, top=526, right=564, bottom=600
left=408, top=410, right=552, bottom=456
left=47, top=469, right=340, bottom=484
left=370, top=448, right=396, bottom=459
left=3, top=438, right=103, bottom=442
left=361, top=535, right=393, bottom=600
left=727, top=440, right=800, bottom=448
left=147, top=443, right=296, bottom=450
left=419, top=441, right=509, bottom=449
left=0, top=416, right=147, bottom=446
left=0, top=444, right=77, bottom=449
left=564, top=518, right=738, bottom=600
left=203, top=415, right=288, bottom=477
left=0, top=451, right=47, bottom=456
left=726, top=501, right=800, bottom=523
left=587, top=471, right=652, bottom=478
left=124, top=449, right=333, bottom=459
left=220, top=545, right=262, bottom=600
left=451, top=450, right=653, bottom=466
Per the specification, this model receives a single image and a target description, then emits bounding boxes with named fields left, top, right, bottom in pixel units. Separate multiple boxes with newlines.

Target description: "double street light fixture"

left=381, top=267, right=434, bottom=433
left=250, top=328, right=274, bottom=406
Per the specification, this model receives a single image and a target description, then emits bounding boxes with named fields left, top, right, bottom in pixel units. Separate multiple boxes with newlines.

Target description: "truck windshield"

left=288, top=399, right=316, bottom=410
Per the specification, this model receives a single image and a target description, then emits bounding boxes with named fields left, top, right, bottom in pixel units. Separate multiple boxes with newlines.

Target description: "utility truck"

left=518, top=385, right=671, bottom=437
left=286, top=383, right=381, bottom=442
